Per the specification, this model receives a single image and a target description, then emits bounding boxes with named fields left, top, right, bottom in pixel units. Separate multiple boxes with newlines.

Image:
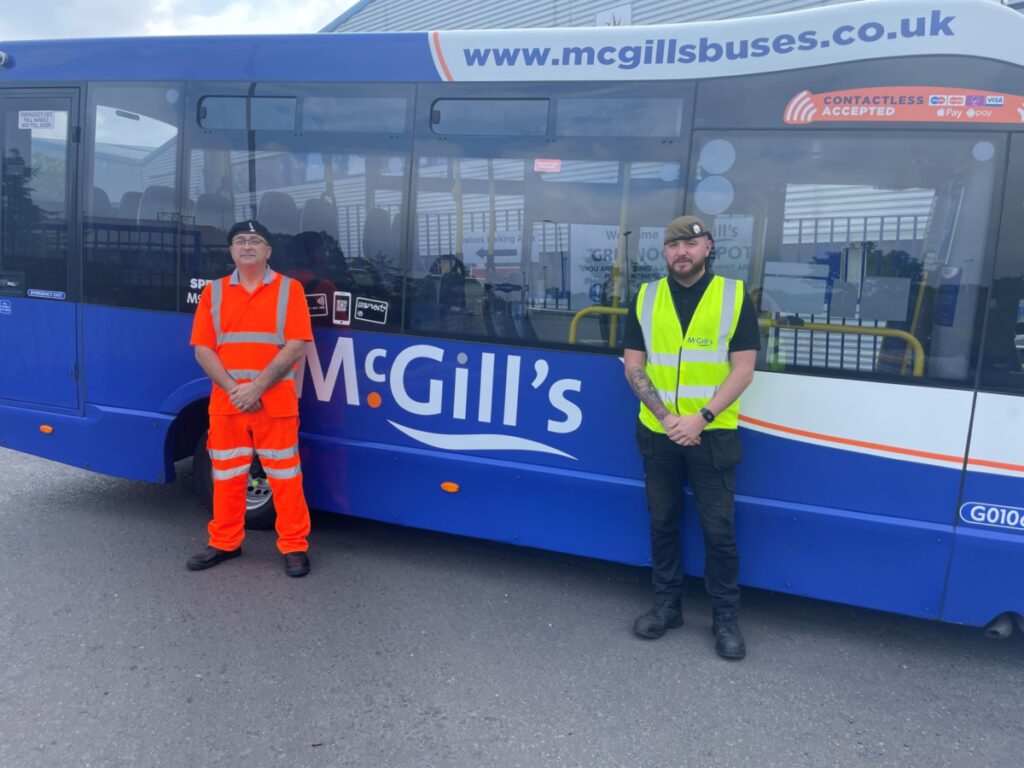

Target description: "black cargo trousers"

left=635, top=421, right=743, bottom=617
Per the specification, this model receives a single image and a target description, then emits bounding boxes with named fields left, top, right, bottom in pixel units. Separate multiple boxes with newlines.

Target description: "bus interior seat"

left=194, top=192, right=233, bottom=230
left=137, top=185, right=176, bottom=223
left=117, top=191, right=142, bottom=220
left=300, top=196, right=340, bottom=242
left=257, top=191, right=300, bottom=235
left=89, top=187, right=114, bottom=218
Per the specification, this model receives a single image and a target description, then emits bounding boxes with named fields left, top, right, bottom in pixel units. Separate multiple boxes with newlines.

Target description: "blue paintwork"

left=0, top=35, right=439, bottom=84
left=741, top=429, right=963, bottom=526
left=81, top=305, right=202, bottom=413
left=941, top=469, right=1024, bottom=625
left=0, top=296, right=79, bottom=411
left=0, top=399, right=171, bottom=482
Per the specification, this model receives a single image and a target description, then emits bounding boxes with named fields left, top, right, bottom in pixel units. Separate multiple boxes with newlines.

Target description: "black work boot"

left=712, top=613, right=746, bottom=660
left=283, top=551, right=311, bottom=578
left=632, top=601, right=684, bottom=639
left=186, top=546, right=241, bottom=571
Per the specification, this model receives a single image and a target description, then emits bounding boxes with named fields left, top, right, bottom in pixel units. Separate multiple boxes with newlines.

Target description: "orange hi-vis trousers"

left=207, top=412, right=310, bottom=554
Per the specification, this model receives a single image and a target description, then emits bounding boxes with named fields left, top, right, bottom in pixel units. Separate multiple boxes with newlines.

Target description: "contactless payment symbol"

left=306, top=293, right=328, bottom=318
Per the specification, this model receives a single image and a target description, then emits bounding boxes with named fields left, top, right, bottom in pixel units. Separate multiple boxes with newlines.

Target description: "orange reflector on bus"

left=39, top=425, right=54, bottom=434
left=440, top=482, right=460, bottom=493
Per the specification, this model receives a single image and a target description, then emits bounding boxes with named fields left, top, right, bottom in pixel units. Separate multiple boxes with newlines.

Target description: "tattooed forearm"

left=626, top=365, right=670, bottom=421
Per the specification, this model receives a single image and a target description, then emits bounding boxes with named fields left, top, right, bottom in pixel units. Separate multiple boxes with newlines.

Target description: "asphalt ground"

left=1, top=446, right=1021, bottom=768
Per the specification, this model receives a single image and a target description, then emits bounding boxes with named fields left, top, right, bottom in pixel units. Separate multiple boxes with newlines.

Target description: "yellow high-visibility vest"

left=636, top=275, right=744, bottom=432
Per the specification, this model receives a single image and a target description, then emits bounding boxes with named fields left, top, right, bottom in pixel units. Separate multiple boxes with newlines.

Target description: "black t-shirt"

left=622, top=270, right=762, bottom=353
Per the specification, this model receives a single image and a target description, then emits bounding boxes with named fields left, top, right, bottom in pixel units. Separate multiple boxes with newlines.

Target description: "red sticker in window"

left=534, top=158, right=562, bottom=173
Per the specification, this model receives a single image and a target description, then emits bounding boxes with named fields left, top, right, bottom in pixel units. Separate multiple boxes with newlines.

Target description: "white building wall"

left=323, top=0, right=856, bottom=33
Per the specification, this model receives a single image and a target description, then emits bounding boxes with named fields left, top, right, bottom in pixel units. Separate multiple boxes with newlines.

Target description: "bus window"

left=1, top=99, right=72, bottom=297
left=83, top=83, right=183, bottom=311
left=181, top=83, right=412, bottom=329
left=978, top=134, right=1024, bottom=394
left=409, top=84, right=690, bottom=350
left=430, top=99, right=549, bottom=137
left=687, top=132, right=1004, bottom=383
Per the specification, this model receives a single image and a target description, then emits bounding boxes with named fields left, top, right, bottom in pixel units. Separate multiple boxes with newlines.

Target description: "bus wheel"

left=192, top=431, right=277, bottom=531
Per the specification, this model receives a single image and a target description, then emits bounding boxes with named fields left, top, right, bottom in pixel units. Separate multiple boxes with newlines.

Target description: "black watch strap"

left=700, top=407, right=715, bottom=423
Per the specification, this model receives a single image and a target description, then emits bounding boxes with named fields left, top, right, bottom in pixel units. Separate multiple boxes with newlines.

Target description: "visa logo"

left=985, top=96, right=1004, bottom=106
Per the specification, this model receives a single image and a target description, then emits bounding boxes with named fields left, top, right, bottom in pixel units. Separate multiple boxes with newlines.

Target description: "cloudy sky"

left=1, top=0, right=358, bottom=39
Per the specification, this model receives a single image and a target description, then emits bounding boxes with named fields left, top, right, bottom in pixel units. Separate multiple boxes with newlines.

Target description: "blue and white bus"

left=1, top=0, right=1022, bottom=633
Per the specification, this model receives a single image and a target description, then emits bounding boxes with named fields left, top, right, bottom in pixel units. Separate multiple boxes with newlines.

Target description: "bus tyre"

left=192, top=431, right=277, bottom=531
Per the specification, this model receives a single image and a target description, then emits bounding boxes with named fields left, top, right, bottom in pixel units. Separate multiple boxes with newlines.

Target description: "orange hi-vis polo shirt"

left=190, top=267, right=313, bottom=417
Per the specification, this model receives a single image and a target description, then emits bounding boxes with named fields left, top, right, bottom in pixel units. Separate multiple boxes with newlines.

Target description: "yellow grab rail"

left=761, top=320, right=925, bottom=377
left=567, top=308, right=926, bottom=376
left=568, top=306, right=628, bottom=346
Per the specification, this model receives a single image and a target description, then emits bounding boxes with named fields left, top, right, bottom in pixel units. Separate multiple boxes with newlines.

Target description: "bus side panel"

left=713, top=493, right=951, bottom=620
left=0, top=297, right=79, bottom=411
left=941, top=524, right=1024, bottom=627
left=739, top=374, right=972, bottom=526
left=81, top=305, right=201, bottom=413
left=299, top=430, right=950, bottom=620
left=299, top=433, right=653, bottom=565
left=0, top=400, right=172, bottom=482
left=943, top=393, right=1024, bottom=625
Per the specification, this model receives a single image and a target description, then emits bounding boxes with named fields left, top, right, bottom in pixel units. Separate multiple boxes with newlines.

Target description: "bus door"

left=942, top=134, right=1024, bottom=627
left=0, top=91, right=80, bottom=411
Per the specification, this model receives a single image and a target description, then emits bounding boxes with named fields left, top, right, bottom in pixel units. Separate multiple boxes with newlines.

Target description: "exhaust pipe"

left=984, top=612, right=1015, bottom=640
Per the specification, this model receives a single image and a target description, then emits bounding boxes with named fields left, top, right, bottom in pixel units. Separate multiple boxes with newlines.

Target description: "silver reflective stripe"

left=274, top=276, right=292, bottom=345
left=209, top=447, right=254, bottom=460
left=678, top=349, right=730, bottom=363
left=639, top=280, right=660, bottom=354
left=228, top=369, right=295, bottom=382
left=677, top=385, right=718, bottom=399
left=211, top=279, right=224, bottom=344
left=657, top=388, right=677, bottom=404
left=212, top=464, right=252, bottom=481
left=648, top=352, right=680, bottom=366
left=263, top=464, right=302, bottom=480
left=220, top=331, right=282, bottom=345
left=718, top=278, right=737, bottom=350
left=256, top=445, right=299, bottom=460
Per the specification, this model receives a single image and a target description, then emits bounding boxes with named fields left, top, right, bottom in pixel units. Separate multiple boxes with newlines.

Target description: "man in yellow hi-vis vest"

left=622, top=215, right=760, bottom=660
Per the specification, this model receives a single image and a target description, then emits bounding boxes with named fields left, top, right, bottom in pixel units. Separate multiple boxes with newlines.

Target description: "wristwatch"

left=700, top=407, right=716, bottom=424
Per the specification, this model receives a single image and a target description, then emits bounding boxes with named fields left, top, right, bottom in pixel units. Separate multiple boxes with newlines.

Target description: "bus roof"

left=0, top=0, right=1022, bottom=84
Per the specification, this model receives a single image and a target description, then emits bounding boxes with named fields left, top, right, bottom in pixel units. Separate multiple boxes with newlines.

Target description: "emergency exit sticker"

left=18, top=111, right=56, bottom=130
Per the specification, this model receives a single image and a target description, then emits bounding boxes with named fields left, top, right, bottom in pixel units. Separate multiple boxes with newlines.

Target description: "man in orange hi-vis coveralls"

left=187, top=219, right=314, bottom=577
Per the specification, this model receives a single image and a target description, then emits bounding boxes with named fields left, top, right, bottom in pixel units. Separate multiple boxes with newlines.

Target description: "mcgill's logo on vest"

left=686, top=336, right=714, bottom=348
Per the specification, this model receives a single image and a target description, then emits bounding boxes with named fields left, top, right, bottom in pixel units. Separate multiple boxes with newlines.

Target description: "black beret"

left=227, top=219, right=272, bottom=245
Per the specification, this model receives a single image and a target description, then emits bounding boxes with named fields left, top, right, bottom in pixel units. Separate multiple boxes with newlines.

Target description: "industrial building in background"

left=322, top=0, right=1022, bottom=32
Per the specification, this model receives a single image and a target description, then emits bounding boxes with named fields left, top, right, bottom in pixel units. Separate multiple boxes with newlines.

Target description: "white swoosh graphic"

left=388, top=421, right=576, bottom=460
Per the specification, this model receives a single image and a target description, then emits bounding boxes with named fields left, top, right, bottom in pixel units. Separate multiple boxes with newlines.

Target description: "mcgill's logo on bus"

left=302, top=339, right=585, bottom=459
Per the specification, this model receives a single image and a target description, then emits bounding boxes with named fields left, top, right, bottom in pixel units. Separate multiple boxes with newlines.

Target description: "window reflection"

left=689, top=133, right=1002, bottom=382
left=409, top=154, right=682, bottom=347
left=84, top=84, right=182, bottom=310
